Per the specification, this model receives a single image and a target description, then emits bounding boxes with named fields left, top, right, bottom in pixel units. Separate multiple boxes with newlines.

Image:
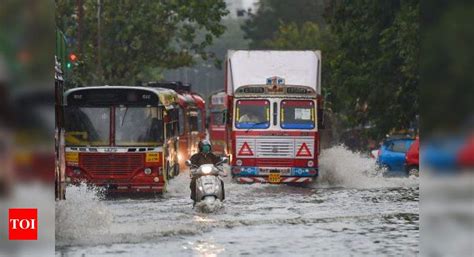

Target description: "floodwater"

left=55, top=146, right=419, bottom=256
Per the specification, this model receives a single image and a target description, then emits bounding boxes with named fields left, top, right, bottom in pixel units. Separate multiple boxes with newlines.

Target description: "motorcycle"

left=186, top=158, right=228, bottom=212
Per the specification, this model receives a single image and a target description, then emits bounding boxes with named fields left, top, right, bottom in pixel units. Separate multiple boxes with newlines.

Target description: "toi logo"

left=8, top=208, right=38, bottom=240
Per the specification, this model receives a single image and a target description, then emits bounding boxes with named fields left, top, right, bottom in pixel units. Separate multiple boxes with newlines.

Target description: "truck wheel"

left=408, top=166, right=419, bottom=177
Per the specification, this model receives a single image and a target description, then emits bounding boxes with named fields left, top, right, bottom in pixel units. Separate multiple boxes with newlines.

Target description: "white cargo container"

left=225, top=50, right=321, bottom=95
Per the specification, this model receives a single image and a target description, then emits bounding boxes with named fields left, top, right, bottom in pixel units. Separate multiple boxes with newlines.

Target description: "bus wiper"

left=121, top=107, right=128, bottom=127
left=246, top=121, right=267, bottom=133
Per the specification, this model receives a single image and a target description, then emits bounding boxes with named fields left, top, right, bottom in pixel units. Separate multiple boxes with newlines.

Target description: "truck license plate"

left=268, top=173, right=281, bottom=183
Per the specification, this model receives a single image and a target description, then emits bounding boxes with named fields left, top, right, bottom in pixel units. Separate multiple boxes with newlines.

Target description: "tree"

left=56, top=0, right=228, bottom=86
left=246, top=0, right=420, bottom=139
left=325, top=0, right=420, bottom=137
left=242, top=0, right=326, bottom=48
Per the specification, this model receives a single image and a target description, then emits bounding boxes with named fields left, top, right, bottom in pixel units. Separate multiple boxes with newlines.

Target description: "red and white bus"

left=147, top=82, right=206, bottom=167
left=63, top=86, right=180, bottom=193
left=226, top=50, right=323, bottom=184
left=208, top=90, right=228, bottom=157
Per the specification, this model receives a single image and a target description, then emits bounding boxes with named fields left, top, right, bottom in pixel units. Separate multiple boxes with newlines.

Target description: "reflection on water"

left=189, top=238, right=225, bottom=257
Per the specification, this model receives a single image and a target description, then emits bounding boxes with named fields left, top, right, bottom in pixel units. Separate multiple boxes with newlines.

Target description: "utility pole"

left=97, top=0, right=102, bottom=83
left=76, top=0, right=83, bottom=55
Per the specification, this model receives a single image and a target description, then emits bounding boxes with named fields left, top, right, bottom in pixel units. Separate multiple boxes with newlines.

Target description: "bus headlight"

left=307, top=160, right=314, bottom=167
left=144, top=168, right=152, bottom=175
left=236, top=159, right=243, bottom=166
left=73, top=168, right=81, bottom=175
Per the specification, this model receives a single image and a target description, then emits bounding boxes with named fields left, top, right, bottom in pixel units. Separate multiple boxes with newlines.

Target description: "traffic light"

left=66, top=53, right=77, bottom=69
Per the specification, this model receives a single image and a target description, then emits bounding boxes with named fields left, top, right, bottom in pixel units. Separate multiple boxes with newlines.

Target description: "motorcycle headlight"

left=202, top=166, right=213, bottom=174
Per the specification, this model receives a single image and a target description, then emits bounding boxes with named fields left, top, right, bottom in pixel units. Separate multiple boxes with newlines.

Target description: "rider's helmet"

left=198, top=140, right=212, bottom=153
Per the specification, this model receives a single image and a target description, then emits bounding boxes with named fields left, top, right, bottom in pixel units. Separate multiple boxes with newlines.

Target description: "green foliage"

left=325, top=0, right=419, bottom=137
left=56, top=0, right=228, bottom=86
left=248, top=0, right=420, bottom=138
left=242, top=0, right=326, bottom=48
left=421, top=2, right=474, bottom=133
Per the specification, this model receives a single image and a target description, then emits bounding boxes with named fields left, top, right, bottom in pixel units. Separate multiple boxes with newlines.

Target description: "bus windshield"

left=64, top=107, right=110, bottom=146
left=211, top=111, right=225, bottom=126
left=235, top=100, right=270, bottom=129
left=115, top=107, right=163, bottom=146
left=280, top=100, right=315, bottom=129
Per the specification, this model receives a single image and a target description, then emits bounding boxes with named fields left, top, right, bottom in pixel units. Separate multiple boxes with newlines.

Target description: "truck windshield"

left=115, top=107, right=163, bottom=146
left=235, top=100, right=270, bottom=129
left=280, top=100, right=315, bottom=129
left=64, top=107, right=110, bottom=146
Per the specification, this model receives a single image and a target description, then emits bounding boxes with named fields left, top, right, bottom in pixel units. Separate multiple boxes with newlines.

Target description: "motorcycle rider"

left=189, top=140, right=224, bottom=202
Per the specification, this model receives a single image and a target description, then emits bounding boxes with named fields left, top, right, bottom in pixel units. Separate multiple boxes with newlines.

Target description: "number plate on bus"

left=146, top=153, right=160, bottom=163
left=268, top=172, right=281, bottom=183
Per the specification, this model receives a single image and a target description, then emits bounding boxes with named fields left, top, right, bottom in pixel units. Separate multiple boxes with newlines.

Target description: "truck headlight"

left=307, top=160, right=314, bottom=167
left=73, top=168, right=81, bottom=175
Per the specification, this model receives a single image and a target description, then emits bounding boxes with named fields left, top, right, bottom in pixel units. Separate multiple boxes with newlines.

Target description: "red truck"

left=225, top=50, right=323, bottom=184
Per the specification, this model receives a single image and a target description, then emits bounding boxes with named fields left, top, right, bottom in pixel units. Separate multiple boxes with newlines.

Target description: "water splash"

left=317, top=145, right=418, bottom=188
left=195, top=198, right=223, bottom=213
left=55, top=184, right=113, bottom=246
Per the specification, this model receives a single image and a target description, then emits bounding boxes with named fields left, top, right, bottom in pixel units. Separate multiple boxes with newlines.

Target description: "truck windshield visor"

left=64, top=107, right=110, bottom=146
left=235, top=100, right=270, bottom=129
left=115, top=107, right=163, bottom=146
left=280, top=100, right=315, bottom=129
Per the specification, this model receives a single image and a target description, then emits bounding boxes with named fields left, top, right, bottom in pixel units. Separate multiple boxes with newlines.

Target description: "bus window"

left=115, top=107, right=163, bottom=146
left=178, top=107, right=185, bottom=135
left=280, top=100, right=315, bottom=129
left=188, top=111, right=199, bottom=132
left=166, top=108, right=179, bottom=138
left=235, top=100, right=270, bottom=129
left=197, top=110, right=204, bottom=132
left=64, top=107, right=110, bottom=146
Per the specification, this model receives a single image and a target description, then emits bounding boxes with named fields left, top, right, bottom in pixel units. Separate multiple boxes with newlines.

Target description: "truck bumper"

left=236, top=176, right=313, bottom=184
left=232, top=166, right=317, bottom=184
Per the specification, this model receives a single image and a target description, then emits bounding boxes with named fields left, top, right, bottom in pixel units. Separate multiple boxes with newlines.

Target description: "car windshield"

left=235, top=100, right=270, bottom=129
left=280, top=100, right=315, bottom=129
left=115, top=107, right=163, bottom=146
left=64, top=107, right=110, bottom=146
left=386, top=140, right=413, bottom=153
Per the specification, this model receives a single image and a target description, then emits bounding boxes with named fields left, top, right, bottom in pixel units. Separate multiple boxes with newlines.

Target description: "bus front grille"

left=81, top=153, right=143, bottom=177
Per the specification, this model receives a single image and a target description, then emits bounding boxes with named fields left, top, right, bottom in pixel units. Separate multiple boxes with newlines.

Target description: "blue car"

left=376, top=138, right=415, bottom=173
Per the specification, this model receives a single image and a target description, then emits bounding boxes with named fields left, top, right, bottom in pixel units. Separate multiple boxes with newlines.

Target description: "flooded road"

left=56, top=146, right=419, bottom=256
